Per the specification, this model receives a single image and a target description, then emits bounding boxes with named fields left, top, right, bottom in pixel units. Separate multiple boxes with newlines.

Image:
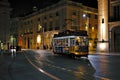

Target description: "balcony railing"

left=109, top=17, right=120, bottom=22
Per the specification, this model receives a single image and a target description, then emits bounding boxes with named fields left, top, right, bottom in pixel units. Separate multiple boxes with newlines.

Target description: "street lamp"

left=83, top=14, right=90, bottom=35
left=38, top=24, right=44, bottom=49
left=37, top=35, right=41, bottom=49
left=83, top=13, right=92, bottom=50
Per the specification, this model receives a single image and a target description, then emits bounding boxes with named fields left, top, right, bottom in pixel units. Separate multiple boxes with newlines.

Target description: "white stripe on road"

left=95, top=75, right=112, bottom=80
left=23, top=52, right=61, bottom=80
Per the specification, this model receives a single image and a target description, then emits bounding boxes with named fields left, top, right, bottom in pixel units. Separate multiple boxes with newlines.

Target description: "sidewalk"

left=0, top=52, right=13, bottom=80
left=89, top=50, right=120, bottom=56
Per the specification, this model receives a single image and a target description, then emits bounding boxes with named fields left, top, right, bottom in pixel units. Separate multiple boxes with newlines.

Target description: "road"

left=0, top=50, right=120, bottom=80
left=89, top=53, right=120, bottom=80
left=24, top=50, right=95, bottom=80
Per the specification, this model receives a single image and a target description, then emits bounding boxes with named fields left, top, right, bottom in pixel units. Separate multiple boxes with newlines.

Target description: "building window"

left=55, top=19, right=59, bottom=26
left=113, top=6, right=120, bottom=20
left=95, top=15, right=98, bottom=19
left=56, top=12, right=59, bottom=16
left=31, top=20, right=33, bottom=23
left=55, top=19, right=59, bottom=30
left=49, top=21, right=53, bottom=31
left=44, top=23, right=47, bottom=31
left=72, top=18, right=77, bottom=26
left=38, top=18, right=40, bottom=21
left=55, top=26, right=59, bottom=30
left=72, top=12, right=77, bottom=15
left=44, top=16, right=47, bottom=20
left=88, top=14, right=91, bottom=18
left=95, top=24, right=97, bottom=29
left=49, top=14, right=52, bottom=18
left=37, top=24, right=42, bottom=32
left=92, top=27, right=95, bottom=31
left=72, top=11, right=77, bottom=16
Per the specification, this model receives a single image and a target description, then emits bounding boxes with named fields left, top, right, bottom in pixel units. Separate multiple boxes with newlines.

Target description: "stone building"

left=109, top=0, right=120, bottom=52
left=17, top=0, right=98, bottom=50
left=0, top=0, right=11, bottom=50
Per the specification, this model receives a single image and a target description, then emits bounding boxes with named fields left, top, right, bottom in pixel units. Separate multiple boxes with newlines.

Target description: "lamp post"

left=38, top=24, right=44, bottom=49
left=83, top=14, right=90, bottom=35
left=42, top=27, right=44, bottom=49
left=83, top=14, right=91, bottom=51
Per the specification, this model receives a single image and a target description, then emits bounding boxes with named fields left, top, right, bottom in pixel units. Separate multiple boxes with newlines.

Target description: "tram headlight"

left=75, top=52, right=79, bottom=55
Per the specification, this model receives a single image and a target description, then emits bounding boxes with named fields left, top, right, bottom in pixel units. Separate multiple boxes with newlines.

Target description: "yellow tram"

left=52, top=30, right=89, bottom=58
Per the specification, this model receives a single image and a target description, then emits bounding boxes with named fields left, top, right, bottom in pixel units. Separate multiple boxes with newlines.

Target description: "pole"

left=87, top=16, right=90, bottom=51
left=87, top=17, right=89, bottom=36
left=42, top=27, right=44, bottom=49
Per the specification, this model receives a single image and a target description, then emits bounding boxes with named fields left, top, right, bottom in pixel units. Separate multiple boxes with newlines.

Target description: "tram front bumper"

left=74, top=52, right=88, bottom=57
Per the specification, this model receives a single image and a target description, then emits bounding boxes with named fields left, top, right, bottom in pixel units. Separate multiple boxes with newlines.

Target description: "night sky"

left=8, top=0, right=98, bottom=17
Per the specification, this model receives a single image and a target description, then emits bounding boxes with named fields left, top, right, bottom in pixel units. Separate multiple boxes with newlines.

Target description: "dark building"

left=0, top=0, right=12, bottom=49
left=109, top=0, right=120, bottom=52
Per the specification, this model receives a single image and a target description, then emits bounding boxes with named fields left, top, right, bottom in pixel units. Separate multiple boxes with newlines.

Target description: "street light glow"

left=83, top=14, right=86, bottom=18
left=99, top=43, right=106, bottom=51
left=37, top=35, right=41, bottom=44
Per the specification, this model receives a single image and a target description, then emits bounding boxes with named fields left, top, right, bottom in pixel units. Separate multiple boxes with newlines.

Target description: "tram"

left=52, top=30, right=89, bottom=58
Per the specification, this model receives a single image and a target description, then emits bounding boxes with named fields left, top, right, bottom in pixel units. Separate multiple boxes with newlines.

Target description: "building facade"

left=17, top=0, right=98, bottom=51
left=109, top=0, right=120, bottom=52
left=9, top=17, right=21, bottom=48
left=97, top=0, right=109, bottom=52
left=0, top=0, right=11, bottom=50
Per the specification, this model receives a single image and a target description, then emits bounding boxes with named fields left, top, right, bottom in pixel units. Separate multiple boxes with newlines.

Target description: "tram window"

left=83, top=37, right=88, bottom=46
left=65, top=38, right=68, bottom=46
left=76, top=37, right=81, bottom=45
left=75, top=37, right=88, bottom=46
left=57, top=39, right=60, bottom=46
left=70, top=38, right=75, bottom=46
left=54, top=39, right=58, bottom=46
left=76, top=40, right=80, bottom=45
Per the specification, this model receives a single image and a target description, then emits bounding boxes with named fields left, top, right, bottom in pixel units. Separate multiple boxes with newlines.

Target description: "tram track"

left=23, top=51, right=61, bottom=80
left=23, top=50, right=113, bottom=80
left=23, top=50, right=95, bottom=80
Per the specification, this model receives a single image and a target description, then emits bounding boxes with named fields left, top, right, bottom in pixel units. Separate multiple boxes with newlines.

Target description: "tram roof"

left=53, top=30, right=88, bottom=37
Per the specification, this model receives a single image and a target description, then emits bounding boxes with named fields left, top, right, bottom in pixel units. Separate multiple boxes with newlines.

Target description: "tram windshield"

left=75, top=36, right=88, bottom=46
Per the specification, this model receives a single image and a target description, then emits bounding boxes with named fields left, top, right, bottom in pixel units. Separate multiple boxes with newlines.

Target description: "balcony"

left=109, top=17, right=120, bottom=22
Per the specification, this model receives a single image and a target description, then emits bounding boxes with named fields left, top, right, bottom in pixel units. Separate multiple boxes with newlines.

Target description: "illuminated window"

left=85, top=26, right=88, bottom=31
left=92, top=27, right=95, bottom=31
left=95, top=15, right=98, bottom=19
left=37, top=35, right=41, bottom=44
left=38, top=24, right=42, bottom=31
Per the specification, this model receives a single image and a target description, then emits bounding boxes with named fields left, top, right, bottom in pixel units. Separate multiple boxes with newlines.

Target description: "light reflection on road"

left=23, top=50, right=120, bottom=80
left=24, top=50, right=95, bottom=80
left=89, top=54, right=120, bottom=80
left=24, top=50, right=61, bottom=80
